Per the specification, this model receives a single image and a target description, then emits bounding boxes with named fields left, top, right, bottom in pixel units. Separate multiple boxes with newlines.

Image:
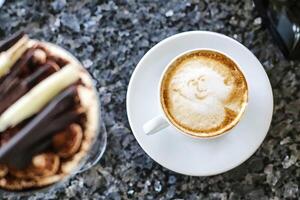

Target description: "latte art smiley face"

left=161, top=50, right=248, bottom=137
left=171, top=65, right=232, bottom=102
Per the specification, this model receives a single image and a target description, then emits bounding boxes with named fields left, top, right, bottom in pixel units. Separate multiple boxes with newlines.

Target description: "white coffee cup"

left=143, top=48, right=248, bottom=138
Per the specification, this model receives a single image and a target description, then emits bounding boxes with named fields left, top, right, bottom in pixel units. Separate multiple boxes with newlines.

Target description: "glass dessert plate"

left=0, top=39, right=107, bottom=196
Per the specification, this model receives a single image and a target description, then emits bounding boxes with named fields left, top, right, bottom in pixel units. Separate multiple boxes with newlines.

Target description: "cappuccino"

left=160, top=50, right=248, bottom=137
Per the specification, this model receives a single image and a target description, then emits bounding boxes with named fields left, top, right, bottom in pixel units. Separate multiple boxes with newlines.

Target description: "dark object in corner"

left=254, top=0, right=300, bottom=60
left=0, top=31, right=25, bottom=52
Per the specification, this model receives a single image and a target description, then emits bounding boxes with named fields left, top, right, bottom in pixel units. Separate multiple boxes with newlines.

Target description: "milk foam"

left=161, top=52, right=247, bottom=135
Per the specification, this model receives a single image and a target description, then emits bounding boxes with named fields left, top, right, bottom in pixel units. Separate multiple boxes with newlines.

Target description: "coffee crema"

left=160, top=50, right=248, bottom=137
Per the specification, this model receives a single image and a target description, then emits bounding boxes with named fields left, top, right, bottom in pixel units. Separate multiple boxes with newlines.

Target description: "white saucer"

left=126, top=31, right=273, bottom=176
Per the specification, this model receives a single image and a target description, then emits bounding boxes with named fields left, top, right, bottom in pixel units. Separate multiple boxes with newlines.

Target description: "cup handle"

left=143, top=115, right=169, bottom=135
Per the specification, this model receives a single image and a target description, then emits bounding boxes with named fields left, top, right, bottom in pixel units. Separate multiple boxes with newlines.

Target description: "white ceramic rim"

left=127, top=31, right=273, bottom=176
left=156, top=47, right=249, bottom=139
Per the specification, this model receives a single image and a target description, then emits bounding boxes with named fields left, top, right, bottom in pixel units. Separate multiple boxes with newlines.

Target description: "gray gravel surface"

left=0, top=0, right=299, bottom=199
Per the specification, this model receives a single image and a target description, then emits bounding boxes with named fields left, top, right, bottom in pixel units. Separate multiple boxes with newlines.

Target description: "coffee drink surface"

left=160, top=50, right=248, bottom=137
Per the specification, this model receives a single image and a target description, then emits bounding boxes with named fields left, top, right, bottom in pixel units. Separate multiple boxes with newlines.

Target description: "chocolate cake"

left=0, top=32, right=99, bottom=190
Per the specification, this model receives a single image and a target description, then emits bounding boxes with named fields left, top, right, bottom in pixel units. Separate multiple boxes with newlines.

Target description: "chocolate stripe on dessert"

left=0, top=46, right=59, bottom=104
left=0, top=61, right=60, bottom=114
left=0, top=64, right=81, bottom=132
left=7, top=109, right=84, bottom=169
left=0, top=47, right=36, bottom=88
left=0, top=48, right=37, bottom=97
left=0, top=31, right=25, bottom=52
left=0, top=83, right=27, bottom=116
left=11, top=104, right=84, bottom=169
left=0, top=46, right=51, bottom=93
left=25, top=60, right=60, bottom=87
left=0, top=35, right=31, bottom=78
left=0, top=86, right=84, bottom=168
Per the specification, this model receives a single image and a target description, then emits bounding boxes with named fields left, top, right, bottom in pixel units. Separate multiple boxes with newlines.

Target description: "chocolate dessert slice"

left=0, top=34, right=99, bottom=190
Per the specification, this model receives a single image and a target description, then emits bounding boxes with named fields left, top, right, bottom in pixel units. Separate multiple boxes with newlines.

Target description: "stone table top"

left=0, top=0, right=299, bottom=199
